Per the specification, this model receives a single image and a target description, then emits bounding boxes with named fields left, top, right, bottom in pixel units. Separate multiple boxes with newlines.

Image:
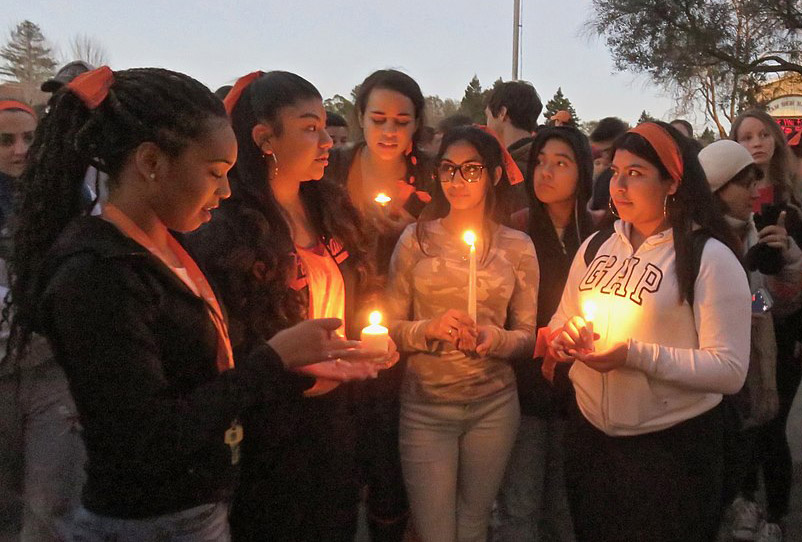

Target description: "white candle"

left=374, top=193, right=392, bottom=207
left=582, top=300, right=596, bottom=351
left=463, top=231, right=477, bottom=322
left=361, top=311, right=389, bottom=352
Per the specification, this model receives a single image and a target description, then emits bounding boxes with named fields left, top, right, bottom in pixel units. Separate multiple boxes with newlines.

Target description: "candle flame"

left=463, top=230, right=476, bottom=247
left=582, top=300, right=597, bottom=323
left=369, top=311, right=382, bottom=325
left=374, top=193, right=392, bottom=206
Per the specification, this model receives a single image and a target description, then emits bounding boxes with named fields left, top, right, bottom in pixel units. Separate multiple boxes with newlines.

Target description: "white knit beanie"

left=698, top=140, right=755, bottom=193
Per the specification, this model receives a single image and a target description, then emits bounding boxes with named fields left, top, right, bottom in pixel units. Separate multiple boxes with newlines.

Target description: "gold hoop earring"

left=608, top=197, right=619, bottom=218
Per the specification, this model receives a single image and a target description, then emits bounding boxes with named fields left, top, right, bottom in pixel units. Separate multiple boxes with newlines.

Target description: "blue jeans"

left=0, top=357, right=85, bottom=542
left=71, top=502, right=230, bottom=542
left=400, top=389, right=520, bottom=542
left=492, top=415, right=575, bottom=542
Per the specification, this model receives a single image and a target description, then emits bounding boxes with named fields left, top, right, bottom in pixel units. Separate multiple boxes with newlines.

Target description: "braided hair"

left=6, top=67, right=226, bottom=362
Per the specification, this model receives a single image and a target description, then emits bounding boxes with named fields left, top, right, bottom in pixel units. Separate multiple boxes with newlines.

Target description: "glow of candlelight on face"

left=361, top=311, right=389, bottom=353
left=374, top=193, right=391, bottom=206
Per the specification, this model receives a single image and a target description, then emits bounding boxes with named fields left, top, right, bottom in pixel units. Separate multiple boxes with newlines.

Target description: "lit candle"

left=463, top=231, right=477, bottom=322
left=582, top=300, right=596, bottom=351
left=361, top=311, right=389, bottom=352
left=374, top=193, right=392, bottom=207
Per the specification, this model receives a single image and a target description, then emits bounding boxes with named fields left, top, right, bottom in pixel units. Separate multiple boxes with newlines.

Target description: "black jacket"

left=35, top=216, right=303, bottom=518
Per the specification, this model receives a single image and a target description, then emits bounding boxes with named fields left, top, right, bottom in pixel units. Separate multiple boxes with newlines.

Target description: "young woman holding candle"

left=189, top=70, right=398, bottom=541
left=5, top=66, right=374, bottom=541
left=547, top=122, right=750, bottom=541
left=324, top=69, right=434, bottom=540
left=386, top=125, right=538, bottom=542
left=494, top=125, right=595, bottom=542
left=729, top=109, right=802, bottom=541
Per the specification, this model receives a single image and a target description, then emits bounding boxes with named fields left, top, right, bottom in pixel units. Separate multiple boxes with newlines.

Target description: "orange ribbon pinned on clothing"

left=473, top=124, right=524, bottom=186
left=66, top=66, right=114, bottom=110
left=101, top=204, right=235, bottom=373
left=629, top=122, right=684, bottom=184
left=0, top=100, right=36, bottom=119
left=224, top=71, right=264, bottom=116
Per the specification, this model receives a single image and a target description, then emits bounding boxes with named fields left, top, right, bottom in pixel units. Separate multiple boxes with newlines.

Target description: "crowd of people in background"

left=0, top=58, right=801, bottom=542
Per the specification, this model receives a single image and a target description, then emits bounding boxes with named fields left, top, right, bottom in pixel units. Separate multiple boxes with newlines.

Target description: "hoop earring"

left=263, top=151, right=279, bottom=178
left=608, top=197, right=619, bottom=218
left=664, top=194, right=674, bottom=221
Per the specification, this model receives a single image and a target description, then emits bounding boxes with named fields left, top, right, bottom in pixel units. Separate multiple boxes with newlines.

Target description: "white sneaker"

left=755, top=522, right=783, bottom=542
left=731, top=497, right=761, bottom=541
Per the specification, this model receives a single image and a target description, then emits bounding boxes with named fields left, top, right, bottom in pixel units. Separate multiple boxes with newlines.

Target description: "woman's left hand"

left=474, top=325, right=499, bottom=357
left=573, top=341, right=629, bottom=373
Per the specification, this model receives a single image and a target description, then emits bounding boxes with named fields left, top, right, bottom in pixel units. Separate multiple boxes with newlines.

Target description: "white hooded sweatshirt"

left=549, top=221, right=751, bottom=436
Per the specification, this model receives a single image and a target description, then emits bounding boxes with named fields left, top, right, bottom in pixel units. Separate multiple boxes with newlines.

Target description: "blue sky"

left=4, top=0, right=685, bottom=128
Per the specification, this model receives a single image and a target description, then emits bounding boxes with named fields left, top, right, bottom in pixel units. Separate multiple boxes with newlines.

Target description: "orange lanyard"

left=101, top=204, right=234, bottom=372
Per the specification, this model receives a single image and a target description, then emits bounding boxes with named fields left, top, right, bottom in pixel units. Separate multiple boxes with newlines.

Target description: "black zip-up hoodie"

left=35, top=216, right=305, bottom=518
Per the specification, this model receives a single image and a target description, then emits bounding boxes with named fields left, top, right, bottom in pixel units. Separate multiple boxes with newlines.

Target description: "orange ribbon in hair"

left=224, top=71, right=264, bottom=116
left=66, top=66, right=114, bottom=110
left=473, top=124, right=524, bottom=186
left=789, top=130, right=801, bottom=148
left=629, top=122, right=684, bottom=183
left=0, top=100, right=36, bottom=119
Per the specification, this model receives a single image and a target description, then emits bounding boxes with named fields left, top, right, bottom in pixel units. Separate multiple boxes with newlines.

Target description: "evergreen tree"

left=637, top=110, right=658, bottom=125
left=459, top=75, right=486, bottom=123
left=544, top=87, right=581, bottom=126
left=0, top=20, right=57, bottom=101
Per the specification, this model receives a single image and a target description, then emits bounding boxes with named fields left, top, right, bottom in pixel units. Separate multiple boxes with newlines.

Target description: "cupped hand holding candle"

left=361, top=311, right=389, bottom=353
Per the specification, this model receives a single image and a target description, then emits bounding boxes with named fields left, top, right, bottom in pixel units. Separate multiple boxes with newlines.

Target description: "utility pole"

left=512, top=0, right=521, bottom=80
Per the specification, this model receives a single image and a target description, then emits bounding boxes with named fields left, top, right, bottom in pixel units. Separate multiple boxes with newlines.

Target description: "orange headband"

left=628, top=122, right=684, bottom=183
left=473, top=124, right=524, bottom=186
left=66, top=66, right=114, bottom=109
left=224, top=71, right=264, bottom=116
left=0, top=100, right=36, bottom=119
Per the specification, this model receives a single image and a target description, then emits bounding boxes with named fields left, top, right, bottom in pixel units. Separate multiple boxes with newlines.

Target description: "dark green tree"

left=459, top=75, right=486, bottom=123
left=637, top=110, right=658, bottom=125
left=543, top=87, right=581, bottom=126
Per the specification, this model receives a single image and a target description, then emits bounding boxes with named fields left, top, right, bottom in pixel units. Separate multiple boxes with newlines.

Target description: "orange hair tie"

left=224, top=71, right=264, bottom=116
left=0, top=100, right=36, bottom=119
left=473, top=124, right=524, bottom=186
left=628, top=122, right=684, bottom=183
left=66, top=66, right=114, bottom=110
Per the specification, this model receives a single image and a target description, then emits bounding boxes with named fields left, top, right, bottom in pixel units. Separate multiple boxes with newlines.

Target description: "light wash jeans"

left=400, top=389, right=520, bottom=542
left=0, top=357, right=86, bottom=542
left=491, top=415, right=575, bottom=542
left=71, top=502, right=230, bottom=542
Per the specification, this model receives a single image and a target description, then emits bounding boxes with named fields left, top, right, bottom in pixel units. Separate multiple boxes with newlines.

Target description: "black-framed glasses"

left=437, top=161, right=485, bottom=183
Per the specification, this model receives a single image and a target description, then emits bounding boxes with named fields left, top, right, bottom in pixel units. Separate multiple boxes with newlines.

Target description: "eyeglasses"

left=437, top=161, right=485, bottom=184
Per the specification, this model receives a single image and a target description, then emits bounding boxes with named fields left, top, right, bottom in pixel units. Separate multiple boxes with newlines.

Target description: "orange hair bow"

left=223, top=71, right=264, bottom=116
left=66, top=66, right=114, bottom=110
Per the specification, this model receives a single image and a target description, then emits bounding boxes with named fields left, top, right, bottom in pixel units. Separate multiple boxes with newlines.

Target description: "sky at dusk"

left=5, top=0, right=688, bottom=128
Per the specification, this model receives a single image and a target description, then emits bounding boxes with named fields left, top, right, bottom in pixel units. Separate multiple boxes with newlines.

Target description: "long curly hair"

left=6, top=67, right=226, bottom=363
left=201, top=71, right=370, bottom=341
